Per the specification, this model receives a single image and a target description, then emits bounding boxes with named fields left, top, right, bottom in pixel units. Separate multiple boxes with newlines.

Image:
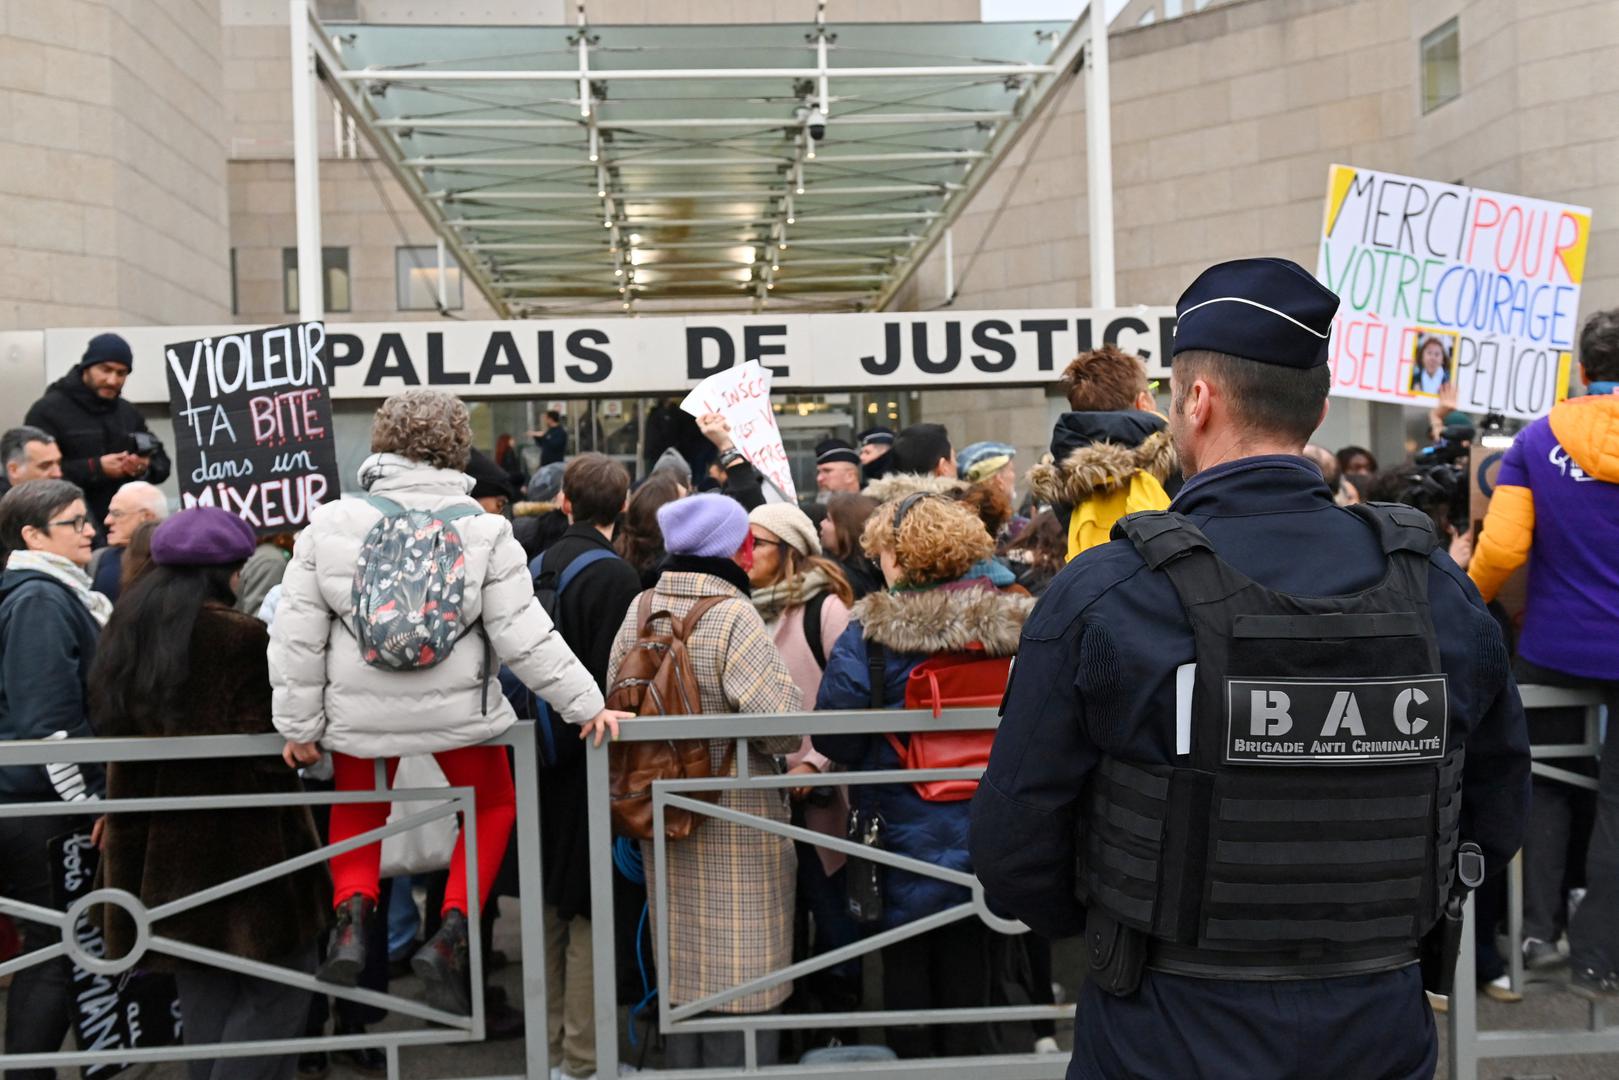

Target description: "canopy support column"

left=290, top=0, right=324, bottom=321
left=1085, top=0, right=1116, bottom=308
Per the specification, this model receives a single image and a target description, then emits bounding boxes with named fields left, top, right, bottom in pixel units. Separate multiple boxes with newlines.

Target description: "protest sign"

left=163, top=322, right=341, bottom=534
left=680, top=360, right=796, bottom=502
left=1318, top=164, right=1592, bottom=419
left=49, top=831, right=183, bottom=1079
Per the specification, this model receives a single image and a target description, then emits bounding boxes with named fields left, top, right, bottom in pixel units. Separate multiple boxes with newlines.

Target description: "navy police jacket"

left=969, top=456, right=1530, bottom=1080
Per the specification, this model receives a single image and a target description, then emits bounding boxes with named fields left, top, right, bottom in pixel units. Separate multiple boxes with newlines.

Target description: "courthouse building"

left=1, top=0, right=1615, bottom=490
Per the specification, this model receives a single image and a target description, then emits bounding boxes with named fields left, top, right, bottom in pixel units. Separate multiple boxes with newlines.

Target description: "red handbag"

left=882, top=650, right=1010, bottom=802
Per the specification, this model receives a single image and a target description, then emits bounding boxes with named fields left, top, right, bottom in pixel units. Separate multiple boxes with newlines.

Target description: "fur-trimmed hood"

left=853, top=583, right=1033, bottom=657
left=1028, top=421, right=1176, bottom=507
left=862, top=472, right=969, bottom=503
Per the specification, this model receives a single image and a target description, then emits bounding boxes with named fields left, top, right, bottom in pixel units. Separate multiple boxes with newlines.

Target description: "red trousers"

left=328, top=746, right=515, bottom=917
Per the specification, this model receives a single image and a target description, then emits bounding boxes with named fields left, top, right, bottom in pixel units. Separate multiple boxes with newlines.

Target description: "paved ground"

left=6, top=903, right=1619, bottom=1078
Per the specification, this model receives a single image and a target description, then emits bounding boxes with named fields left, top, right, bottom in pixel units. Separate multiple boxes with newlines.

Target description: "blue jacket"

left=814, top=580, right=1033, bottom=931
left=970, top=455, right=1530, bottom=1080
left=0, top=570, right=104, bottom=802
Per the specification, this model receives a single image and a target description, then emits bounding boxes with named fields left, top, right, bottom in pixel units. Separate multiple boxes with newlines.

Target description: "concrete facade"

left=905, top=0, right=1619, bottom=467
left=0, top=0, right=231, bottom=331
left=4, top=0, right=1616, bottom=471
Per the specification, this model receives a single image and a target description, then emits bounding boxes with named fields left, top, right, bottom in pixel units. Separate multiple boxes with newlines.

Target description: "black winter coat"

left=0, top=570, right=103, bottom=801
left=97, top=605, right=331, bottom=969
left=23, top=371, right=171, bottom=525
left=533, top=525, right=643, bottom=918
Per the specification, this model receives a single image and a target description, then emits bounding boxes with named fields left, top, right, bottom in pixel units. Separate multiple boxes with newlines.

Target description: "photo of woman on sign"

left=1410, top=334, right=1455, bottom=396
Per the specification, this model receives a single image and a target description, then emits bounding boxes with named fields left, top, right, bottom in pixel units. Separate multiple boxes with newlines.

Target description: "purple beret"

left=150, top=507, right=259, bottom=567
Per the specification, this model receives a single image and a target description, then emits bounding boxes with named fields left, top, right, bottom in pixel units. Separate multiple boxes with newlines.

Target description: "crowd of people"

left=0, top=283, right=1612, bottom=1079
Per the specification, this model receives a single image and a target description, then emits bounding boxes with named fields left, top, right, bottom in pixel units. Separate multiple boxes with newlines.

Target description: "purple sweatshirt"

left=1485, top=392, right=1619, bottom=679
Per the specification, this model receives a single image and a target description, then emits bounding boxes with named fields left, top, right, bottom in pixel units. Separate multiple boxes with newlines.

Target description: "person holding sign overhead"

left=971, top=257, right=1529, bottom=1080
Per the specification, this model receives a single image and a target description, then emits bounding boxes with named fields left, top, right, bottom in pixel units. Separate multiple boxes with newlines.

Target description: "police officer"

left=969, top=257, right=1530, bottom=1080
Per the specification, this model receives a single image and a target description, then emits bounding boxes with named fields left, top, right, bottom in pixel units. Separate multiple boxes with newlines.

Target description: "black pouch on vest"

left=1086, top=908, right=1147, bottom=996
left=846, top=806, right=885, bottom=926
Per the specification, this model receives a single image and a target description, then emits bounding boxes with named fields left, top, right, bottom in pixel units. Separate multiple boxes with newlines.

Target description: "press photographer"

left=24, top=333, right=171, bottom=540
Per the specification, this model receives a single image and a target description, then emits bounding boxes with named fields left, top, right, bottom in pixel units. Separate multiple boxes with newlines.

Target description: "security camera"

left=805, top=106, right=827, bottom=141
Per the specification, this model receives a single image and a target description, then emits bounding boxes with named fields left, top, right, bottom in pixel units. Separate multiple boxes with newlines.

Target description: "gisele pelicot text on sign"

left=1318, top=164, right=1592, bottom=419
left=163, top=321, right=341, bottom=534
left=70, top=309, right=1176, bottom=406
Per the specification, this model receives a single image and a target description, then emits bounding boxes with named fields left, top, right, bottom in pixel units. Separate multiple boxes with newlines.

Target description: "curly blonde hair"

left=861, top=494, right=993, bottom=587
left=370, top=390, right=472, bottom=471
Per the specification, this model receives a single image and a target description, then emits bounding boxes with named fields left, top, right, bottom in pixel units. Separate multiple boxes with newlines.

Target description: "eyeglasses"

left=48, top=515, right=95, bottom=534
left=749, top=534, right=787, bottom=549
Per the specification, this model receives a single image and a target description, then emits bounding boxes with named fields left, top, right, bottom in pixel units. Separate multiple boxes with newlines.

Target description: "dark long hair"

left=615, top=472, right=684, bottom=572
left=823, top=492, right=878, bottom=560
left=90, top=563, right=241, bottom=737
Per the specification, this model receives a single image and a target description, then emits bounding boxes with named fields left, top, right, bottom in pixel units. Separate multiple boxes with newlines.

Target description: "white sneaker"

left=1034, top=1036, right=1061, bottom=1054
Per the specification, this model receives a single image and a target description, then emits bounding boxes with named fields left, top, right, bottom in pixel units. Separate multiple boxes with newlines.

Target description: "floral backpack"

left=351, top=495, right=482, bottom=671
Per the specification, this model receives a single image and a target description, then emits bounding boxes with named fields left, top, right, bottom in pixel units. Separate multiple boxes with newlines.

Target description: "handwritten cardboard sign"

left=163, top=322, right=341, bottom=535
left=49, top=831, right=183, bottom=1079
left=679, top=360, right=796, bottom=502
left=1318, top=164, right=1592, bottom=419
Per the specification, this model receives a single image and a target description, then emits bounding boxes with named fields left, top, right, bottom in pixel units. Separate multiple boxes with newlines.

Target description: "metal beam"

left=405, top=151, right=986, bottom=168
left=304, top=9, right=512, bottom=317
left=340, top=64, right=1054, bottom=83
left=871, top=12, right=1090, bottom=311
left=433, top=183, right=957, bottom=201
left=374, top=111, right=1014, bottom=130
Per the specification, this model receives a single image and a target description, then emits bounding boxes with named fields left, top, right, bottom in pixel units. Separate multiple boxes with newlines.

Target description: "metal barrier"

left=0, top=723, right=551, bottom=1080
left=584, top=706, right=1075, bottom=1079
left=1447, top=683, right=1619, bottom=1080
left=10, top=690, right=1598, bottom=1079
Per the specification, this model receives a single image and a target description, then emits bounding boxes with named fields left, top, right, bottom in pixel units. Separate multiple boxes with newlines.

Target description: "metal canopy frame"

left=297, top=1, right=1097, bottom=318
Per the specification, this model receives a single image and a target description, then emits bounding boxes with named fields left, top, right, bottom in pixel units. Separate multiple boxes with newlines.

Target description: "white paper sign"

left=1317, top=163, right=1591, bottom=419
left=679, top=360, right=796, bottom=502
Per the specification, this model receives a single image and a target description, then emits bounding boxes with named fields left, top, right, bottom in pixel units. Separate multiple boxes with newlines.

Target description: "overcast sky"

left=980, top=0, right=1130, bottom=22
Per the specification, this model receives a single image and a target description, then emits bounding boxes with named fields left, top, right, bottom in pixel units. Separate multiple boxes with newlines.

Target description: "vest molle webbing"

left=1077, top=503, right=1464, bottom=981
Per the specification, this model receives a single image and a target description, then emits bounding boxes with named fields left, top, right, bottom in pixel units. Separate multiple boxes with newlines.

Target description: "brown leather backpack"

left=605, top=592, right=735, bottom=840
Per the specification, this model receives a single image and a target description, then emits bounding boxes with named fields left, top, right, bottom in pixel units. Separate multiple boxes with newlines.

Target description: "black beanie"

left=81, top=332, right=133, bottom=371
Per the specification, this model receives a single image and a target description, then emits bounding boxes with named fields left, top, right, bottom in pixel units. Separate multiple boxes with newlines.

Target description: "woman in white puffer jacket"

left=269, top=389, right=625, bottom=1016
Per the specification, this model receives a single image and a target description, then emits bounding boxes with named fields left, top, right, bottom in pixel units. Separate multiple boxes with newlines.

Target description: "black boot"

left=332, top=1022, right=387, bottom=1078
left=317, top=895, right=374, bottom=987
left=412, top=908, right=471, bottom=1016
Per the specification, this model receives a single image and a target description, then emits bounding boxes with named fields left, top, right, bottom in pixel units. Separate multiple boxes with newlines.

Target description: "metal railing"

left=1448, top=683, right=1619, bottom=1080
left=584, top=706, right=1075, bottom=1079
left=5, top=687, right=1603, bottom=1078
left=0, top=723, right=550, bottom=1080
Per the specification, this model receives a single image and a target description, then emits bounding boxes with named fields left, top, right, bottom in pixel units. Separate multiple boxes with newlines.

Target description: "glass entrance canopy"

left=316, top=13, right=1076, bottom=316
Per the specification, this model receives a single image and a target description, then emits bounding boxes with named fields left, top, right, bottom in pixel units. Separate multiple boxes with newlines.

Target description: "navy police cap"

left=815, top=437, right=860, bottom=467
left=1172, top=257, right=1340, bottom=369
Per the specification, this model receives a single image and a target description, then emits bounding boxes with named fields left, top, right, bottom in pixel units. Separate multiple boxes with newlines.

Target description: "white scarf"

left=6, top=550, right=114, bottom=626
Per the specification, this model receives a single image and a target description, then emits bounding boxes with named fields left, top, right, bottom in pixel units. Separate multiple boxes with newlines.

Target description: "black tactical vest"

left=1076, top=503, right=1465, bottom=981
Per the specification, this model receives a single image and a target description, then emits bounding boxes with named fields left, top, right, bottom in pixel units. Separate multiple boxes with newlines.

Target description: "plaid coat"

left=607, top=570, right=803, bottom=1014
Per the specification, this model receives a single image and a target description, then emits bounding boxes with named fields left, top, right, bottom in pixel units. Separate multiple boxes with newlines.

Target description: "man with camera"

left=24, top=332, right=170, bottom=542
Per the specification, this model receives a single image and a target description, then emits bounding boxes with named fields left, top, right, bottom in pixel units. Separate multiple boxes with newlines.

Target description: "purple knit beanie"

left=657, top=493, right=747, bottom=559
